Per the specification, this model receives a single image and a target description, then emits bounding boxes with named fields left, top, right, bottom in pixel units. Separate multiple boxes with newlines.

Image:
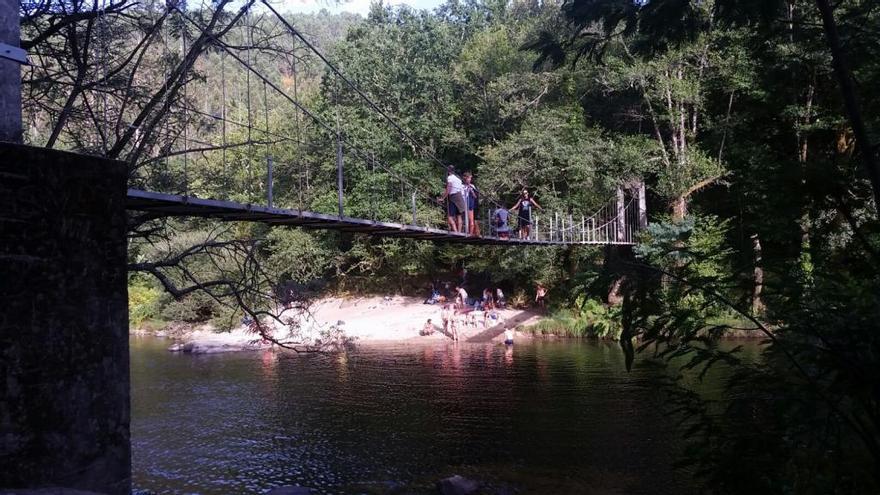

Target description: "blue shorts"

left=448, top=193, right=466, bottom=216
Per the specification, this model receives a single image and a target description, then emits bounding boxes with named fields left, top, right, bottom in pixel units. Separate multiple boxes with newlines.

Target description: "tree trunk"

left=605, top=245, right=632, bottom=306
left=815, top=0, right=880, bottom=213
left=671, top=195, right=688, bottom=222
left=751, top=234, right=765, bottom=316
left=796, top=75, right=815, bottom=289
left=608, top=277, right=624, bottom=306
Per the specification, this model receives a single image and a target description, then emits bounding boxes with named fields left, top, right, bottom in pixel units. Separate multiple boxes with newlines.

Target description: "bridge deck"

left=126, top=189, right=633, bottom=246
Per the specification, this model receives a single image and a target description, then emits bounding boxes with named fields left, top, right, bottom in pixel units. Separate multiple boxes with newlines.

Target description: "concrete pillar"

left=0, top=0, right=22, bottom=142
left=0, top=144, right=130, bottom=494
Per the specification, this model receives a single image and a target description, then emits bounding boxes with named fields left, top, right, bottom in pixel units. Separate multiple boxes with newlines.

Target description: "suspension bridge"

left=17, top=0, right=647, bottom=246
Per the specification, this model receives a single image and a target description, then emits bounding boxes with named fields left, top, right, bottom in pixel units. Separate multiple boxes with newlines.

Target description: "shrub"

left=577, top=296, right=622, bottom=339
left=128, top=284, right=164, bottom=327
left=527, top=296, right=622, bottom=339
left=509, top=288, right=529, bottom=309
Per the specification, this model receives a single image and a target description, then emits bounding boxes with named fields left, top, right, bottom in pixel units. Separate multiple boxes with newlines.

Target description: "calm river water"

left=131, top=337, right=703, bottom=494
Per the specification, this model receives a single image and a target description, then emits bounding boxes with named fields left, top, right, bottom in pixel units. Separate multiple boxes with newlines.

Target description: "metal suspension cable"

left=182, top=22, right=189, bottom=195
left=261, top=1, right=441, bottom=166
left=173, top=4, right=439, bottom=205
left=260, top=0, right=518, bottom=211
left=290, top=34, right=304, bottom=208
left=221, top=48, right=227, bottom=179
left=263, top=79, right=270, bottom=153
left=98, top=0, right=109, bottom=153
left=161, top=5, right=171, bottom=178
left=141, top=129, right=281, bottom=164
left=167, top=7, right=441, bottom=208
left=177, top=102, right=302, bottom=145
left=245, top=9, right=254, bottom=199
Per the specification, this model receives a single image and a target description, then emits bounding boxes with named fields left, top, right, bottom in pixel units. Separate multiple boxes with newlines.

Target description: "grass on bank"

left=526, top=297, right=623, bottom=340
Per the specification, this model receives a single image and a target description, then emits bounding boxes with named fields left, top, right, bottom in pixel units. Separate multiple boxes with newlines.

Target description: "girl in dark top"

left=510, top=189, right=543, bottom=239
left=462, top=171, right=480, bottom=237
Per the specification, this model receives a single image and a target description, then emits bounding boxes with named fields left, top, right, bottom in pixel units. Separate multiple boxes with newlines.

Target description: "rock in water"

left=436, top=475, right=479, bottom=495
left=264, top=486, right=312, bottom=495
left=167, top=342, right=194, bottom=353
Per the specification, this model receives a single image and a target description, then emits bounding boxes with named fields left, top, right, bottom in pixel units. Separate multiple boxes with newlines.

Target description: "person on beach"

left=455, top=285, right=468, bottom=310
left=424, top=284, right=441, bottom=304
left=438, top=166, right=466, bottom=233
left=484, top=308, right=502, bottom=327
left=462, top=171, right=480, bottom=237
left=496, top=288, right=506, bottom=308
left=510, top=189, right=543, bottom=239
left=536, top=283, right=547, bottom=309
left=482, top=288, right=494, bottom=310
left=445, top=308, right=459, bottom=341
left=441, top=304, right=453, bottom=337
left=493, top=207, right=510, bottom=239
left=420, top=319, right=435, bottom=336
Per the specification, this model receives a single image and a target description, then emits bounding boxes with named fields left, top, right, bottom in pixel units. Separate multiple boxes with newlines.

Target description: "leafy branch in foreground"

left=128, top=221, right=352, bottom=352
left=618, top=215, right=880, bottom=493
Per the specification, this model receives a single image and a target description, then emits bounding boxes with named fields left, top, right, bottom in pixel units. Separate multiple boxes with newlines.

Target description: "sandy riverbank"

left=309, top=296, right=543, bottom=342
left=145, top=296, right=546, bottom=353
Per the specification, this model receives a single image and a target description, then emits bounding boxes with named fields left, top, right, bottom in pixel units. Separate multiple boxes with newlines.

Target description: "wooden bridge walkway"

left=126, top=189, right=636, bottom=246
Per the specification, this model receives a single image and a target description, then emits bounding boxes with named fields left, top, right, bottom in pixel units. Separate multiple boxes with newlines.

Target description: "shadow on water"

left=130, top=337, right=734, bottom=494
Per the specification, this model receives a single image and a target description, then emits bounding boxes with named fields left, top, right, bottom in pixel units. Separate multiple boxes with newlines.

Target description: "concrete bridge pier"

left=0, top=144, right=131, bottom=494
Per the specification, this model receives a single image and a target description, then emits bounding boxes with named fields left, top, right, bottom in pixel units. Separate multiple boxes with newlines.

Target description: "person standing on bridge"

left=510, top=189, right=543, bottom=239
left=493, top=207, right=510, bottom=239
left=439, top=166, right=466, bottom=233
left=462, top=171, right=481, bottom=237
left=492, top=206, right=510, bottom=239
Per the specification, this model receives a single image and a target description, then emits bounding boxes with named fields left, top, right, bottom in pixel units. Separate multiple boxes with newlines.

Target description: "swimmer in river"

left=504, top=328, right=514, bottom=346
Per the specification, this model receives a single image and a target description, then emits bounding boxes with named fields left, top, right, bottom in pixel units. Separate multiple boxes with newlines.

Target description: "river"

left=131, top=337, right=704, bottom=494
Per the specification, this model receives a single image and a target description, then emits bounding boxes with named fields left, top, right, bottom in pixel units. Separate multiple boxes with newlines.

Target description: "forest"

left=19, top=0, right=880, bottom=491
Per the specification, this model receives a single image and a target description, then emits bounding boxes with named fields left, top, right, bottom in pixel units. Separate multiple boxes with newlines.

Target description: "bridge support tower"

left=0, top=144, right=131, bottom=494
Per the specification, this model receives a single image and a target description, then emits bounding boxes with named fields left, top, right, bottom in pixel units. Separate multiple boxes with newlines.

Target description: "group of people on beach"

left=423, top=277, right=548, bottom=342
left=423, top=282, right=508, bottom=341
left=438, top=166, right=544, bottom=240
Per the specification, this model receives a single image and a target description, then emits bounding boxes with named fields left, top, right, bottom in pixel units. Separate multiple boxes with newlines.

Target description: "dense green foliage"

left=528, top=0, right=880, bottom=491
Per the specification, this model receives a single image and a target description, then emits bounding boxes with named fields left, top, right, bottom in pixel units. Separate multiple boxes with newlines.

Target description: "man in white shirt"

left=438, top=166, right=466, bottom=232
left=455, top=285, right=468, bottom=309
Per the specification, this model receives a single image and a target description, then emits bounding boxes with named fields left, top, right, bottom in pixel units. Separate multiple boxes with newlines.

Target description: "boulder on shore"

left=436, top=475, right=479, bottom=495
left=166, top=328, right=272, bottom=354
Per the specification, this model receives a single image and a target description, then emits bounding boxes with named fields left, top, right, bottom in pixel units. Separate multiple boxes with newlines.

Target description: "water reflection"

left=131, top=337, right=706, bottom=494
left=334, top=352, right=348, bottom=384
